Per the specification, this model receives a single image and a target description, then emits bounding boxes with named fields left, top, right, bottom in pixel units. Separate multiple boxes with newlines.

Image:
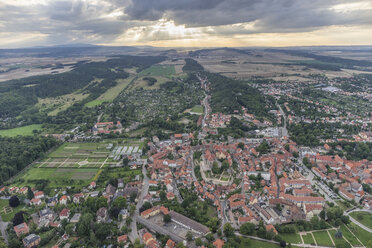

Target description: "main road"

left=128, top=164, right=150, bottom=243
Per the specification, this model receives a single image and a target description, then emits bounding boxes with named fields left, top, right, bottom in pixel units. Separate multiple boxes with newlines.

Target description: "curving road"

left=345, top=209, right=372, bottom=233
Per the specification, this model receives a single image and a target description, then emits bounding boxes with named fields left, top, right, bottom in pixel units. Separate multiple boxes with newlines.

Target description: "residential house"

left=14, top=222, right=29, bottom=237
left=96, top=207, right=108, bottom=223
left=59, top=208, right=70, bottom=220
left=23, top=234, right=41, bottom=248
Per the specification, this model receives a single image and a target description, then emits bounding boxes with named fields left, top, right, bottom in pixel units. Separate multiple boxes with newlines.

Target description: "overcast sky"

left=1, top=0, right=372, bottom=48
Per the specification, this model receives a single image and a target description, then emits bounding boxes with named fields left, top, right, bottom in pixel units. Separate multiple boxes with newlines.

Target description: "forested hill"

left=0, top=136, right=59, bottom=183
left=203, top=72, right=276, bottom=121
left=0, top=55, right=165, bottom=127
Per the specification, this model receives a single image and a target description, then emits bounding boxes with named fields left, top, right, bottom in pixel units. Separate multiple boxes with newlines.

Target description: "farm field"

left=349, top=211, right=372, bottom=229
left=0, top=124, right=42, bottom=137
left=312, top=230, right=334, bottom=247
left=37, top=141, right=142, bottom=168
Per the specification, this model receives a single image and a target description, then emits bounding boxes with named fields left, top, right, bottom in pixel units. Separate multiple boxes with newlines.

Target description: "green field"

left=138, top=65, right=176, bottom=78
left=347, top=223, right=372, bottom=246
left=0, top=124, right=42, bottom=137
left=339, top=224, right=362, bottom=246
left=312, top=231, right=333, bottom=247
left=191, top=105, right=204, bottom=114
left=280, top=233, right=302, bottom=244
left=349, top=211, right=372, bottom=229
left=239, top=238, right=280, bottom=248
left=329, top=230, right=350, bottom=247
left=38, top=91, right=88, bottom=116
left=85, top=76, right=135, bottom=107
left=302, top=233, right=316, bottom=245
left=0, top=199, right=27, bottom=222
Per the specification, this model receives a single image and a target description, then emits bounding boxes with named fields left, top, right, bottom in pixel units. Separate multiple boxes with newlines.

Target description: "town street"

left=128, top=164, right=150, bottom=243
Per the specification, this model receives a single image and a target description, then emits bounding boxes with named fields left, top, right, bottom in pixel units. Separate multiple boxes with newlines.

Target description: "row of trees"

left=0, top=136, right=58, bottom=182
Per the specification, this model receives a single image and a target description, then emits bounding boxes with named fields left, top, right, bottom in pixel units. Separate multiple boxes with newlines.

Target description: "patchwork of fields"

left=36, top=142, right=141, bottom=169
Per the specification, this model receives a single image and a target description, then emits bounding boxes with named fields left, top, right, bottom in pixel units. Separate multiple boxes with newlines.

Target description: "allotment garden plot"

left=37, top=142, right=141, bottom=169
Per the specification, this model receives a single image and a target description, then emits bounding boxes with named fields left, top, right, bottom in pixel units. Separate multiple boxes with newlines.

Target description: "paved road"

left=128, top=164, right=150, bottom=243
left=276, top=101, right=288, bottom=138
left=345, top=209, right=372, bottom=233
left=0, top=216, right=8, bottom=245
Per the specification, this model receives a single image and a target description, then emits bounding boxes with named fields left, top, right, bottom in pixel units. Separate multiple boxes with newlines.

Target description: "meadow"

left=0, top=124, right=42, bottom=137
left=85, top=76, right=135, bottom=107
left=349, top=211, right=372, bottom=229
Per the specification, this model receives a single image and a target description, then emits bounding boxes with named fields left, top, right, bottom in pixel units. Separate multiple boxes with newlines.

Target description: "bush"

left=9, top=196, right=20, bottom=208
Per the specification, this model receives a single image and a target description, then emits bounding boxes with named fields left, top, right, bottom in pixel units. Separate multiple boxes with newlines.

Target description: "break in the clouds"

left=0, top=0, right=372, bottom=48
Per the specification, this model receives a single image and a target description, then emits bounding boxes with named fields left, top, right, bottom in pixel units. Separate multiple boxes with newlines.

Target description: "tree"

left=12, top=211, right=25, bottom=226
left=204, top=233, right=214, bottom=242
left=320, top=210, right=326, bottom=220
left=94, top=223, right=111, bottom=242
left=195, top=238, right=203, bottom=246
left=130, top=192, right=137, bottom=202
left=123, top=157, right=129, bottom=166
left=113, top=197, right=127, bottom=209
left=240, top=222, right=255, bottom=235
left=159, top=191, right=167, bottom=202
left=0, top=240, right=7, bottom=248
left=224, top=223, right=235, bottom=237
left=9, top=195, right=20, bottom=208
left=212, top=161, right=220, bottom=174
left=109, top=206, right=120, bottom=219
left=77, top=213, right=93, bottom=237
left=186, top=231, right=193, bottom=241
left=26, top=186, right=34, bottom=200
left=238, top=142, right=244, bottom=149
left=207, top=217, right=219, bottom=233
left=163, top=214, right=171, bottom=223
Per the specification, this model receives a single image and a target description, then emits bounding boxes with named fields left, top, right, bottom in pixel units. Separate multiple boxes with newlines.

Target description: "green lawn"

left=0, top=199, right=27, bottom=222
left=0, top=124, right=42, bottom=137
left=191, top=105, right=204, bottom=114
left=302, top=233, right=316, bottom=245
left=347, top=223, right=372, bottom=246
left=138, top=65, right=175, bottom=78
left=339, top=224, right=362, bottom=246
left=280, top=233, right=302, bottom=244
left=312, top=231, right=333, bottom=247
left=239, top=237, right=280, bottom=248
left=329, top=230, right=350, bottom=247
left=16, top=167, right=98, bottom=189
left=349, top=211, right=372, bottom=229
left=335, top=200, right=352, bottom=211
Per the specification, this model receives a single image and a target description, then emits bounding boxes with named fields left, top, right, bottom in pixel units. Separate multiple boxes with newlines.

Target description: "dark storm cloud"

left=0, top=0, right=372, bottom=47
left=125, top=0, right=372, bottom=30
